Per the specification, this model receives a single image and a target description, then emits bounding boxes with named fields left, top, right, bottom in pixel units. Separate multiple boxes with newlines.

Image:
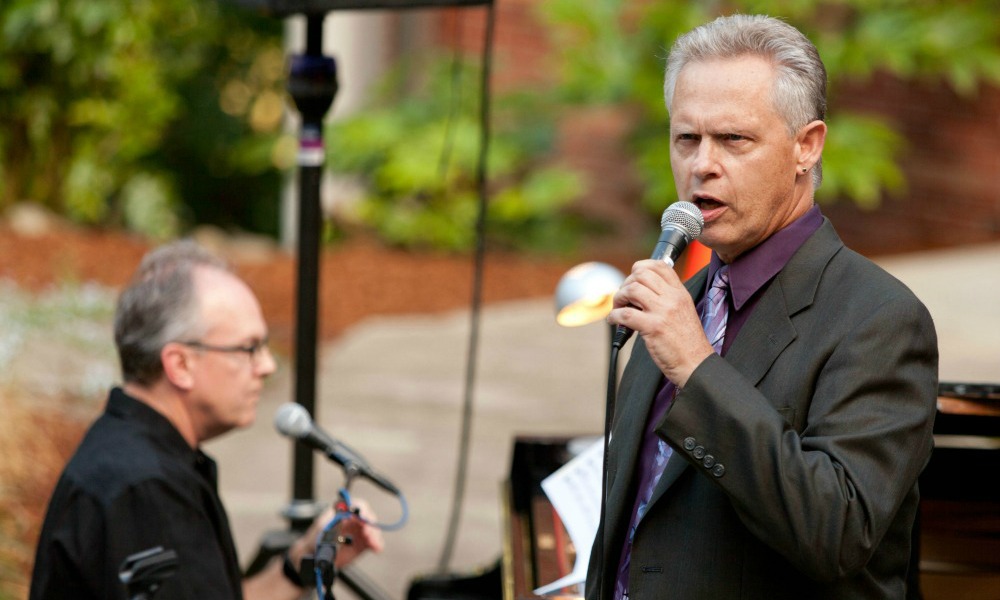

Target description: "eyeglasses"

left=180, top=338, right=271, bottom=366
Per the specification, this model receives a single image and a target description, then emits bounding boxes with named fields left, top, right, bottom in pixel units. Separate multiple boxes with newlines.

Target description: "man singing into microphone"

left=30, top=240, right=383, bottom=599
left=588, top=14, right=937, bottom=600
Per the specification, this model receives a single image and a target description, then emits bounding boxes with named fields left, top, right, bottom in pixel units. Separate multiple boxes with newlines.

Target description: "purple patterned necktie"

left=702, top=265, right=731, bottom=353
left=613, top=265, right=731, bottom=600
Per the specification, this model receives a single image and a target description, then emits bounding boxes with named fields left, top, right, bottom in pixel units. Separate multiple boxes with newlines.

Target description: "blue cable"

left=310, top=487, right=411, bottom=599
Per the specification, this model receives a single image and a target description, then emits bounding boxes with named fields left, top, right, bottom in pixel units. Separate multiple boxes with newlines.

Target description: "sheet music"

left=533, top=438, right=604, bottom=596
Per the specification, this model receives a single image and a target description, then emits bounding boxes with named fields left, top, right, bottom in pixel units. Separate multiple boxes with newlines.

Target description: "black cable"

left=437, top=2, right=495, bottom=573
left=596, top=342, right=622, bottom=600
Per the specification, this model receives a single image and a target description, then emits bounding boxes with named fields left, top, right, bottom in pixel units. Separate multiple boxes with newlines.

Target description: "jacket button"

left=712, top=463, right=726, bottom=478
left=683, top=437, right=696, bottom=451
left=702, top=455, right=715, bottom=468
left=693, top=446, right=705, bottom=459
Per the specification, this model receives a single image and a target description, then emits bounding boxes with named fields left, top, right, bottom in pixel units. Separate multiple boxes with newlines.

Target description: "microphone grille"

left=661, top=201, right=704, bottom=240
left=274, top=403, right=312, bottom=439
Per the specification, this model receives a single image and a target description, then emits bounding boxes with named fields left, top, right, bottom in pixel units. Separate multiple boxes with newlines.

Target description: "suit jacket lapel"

left=722, top=281, right=797, bottom=387
left=724, top=220, right=842, bottom=385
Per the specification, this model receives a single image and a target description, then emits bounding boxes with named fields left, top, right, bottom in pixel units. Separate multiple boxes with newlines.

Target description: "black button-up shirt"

left=30, top=387, right=243, bottom=599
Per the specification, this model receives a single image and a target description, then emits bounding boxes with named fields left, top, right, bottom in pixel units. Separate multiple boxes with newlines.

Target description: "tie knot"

left=711, top=266, right=730, bottom=293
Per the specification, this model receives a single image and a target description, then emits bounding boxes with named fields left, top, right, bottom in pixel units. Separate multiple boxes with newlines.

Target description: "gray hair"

left=114, top=239, right=230, bottom=386
left=664, top=14, right=827, bottom=187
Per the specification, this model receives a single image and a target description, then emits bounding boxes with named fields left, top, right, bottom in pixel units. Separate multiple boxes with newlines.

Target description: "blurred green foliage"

left=2, top=0, right=999, bottom=250
left=0, top=0, right=285, bottom=239
left=538, top=0, right=1000, bottom=215
left=325, top=58, right=588, bottom=252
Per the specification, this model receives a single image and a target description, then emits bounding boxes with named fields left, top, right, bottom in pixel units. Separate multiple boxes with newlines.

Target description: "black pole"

left=286, top=13, right=339, bottom=529
left=237, top=4, right=493, bottom=587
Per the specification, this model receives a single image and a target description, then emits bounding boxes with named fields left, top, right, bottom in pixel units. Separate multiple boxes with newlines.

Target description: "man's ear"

left=161, top=344, right=195, bottom=391
left=796, top=119, right=827, bottom=170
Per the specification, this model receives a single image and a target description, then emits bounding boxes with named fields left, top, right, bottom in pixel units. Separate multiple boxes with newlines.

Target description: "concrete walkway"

left=207, top=242, right=1000, bottom=600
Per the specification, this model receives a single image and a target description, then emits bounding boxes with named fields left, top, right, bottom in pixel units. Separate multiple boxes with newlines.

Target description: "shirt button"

left=684, top=437, right=697, bottom=451
left=693, top=446, right=705, bottom=459
left=712, top=463, right=726, bottom=478
left=702, top=455, right=716, bottom=468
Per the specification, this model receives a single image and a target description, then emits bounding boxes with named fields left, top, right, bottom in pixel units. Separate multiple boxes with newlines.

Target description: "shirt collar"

left=106, top=386, right=211, bottom=470
left=705, top=204, right=823, bottom=310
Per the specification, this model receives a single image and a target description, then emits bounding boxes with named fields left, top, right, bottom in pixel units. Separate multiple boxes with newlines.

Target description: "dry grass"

left=0, top=388, right=88, bottom=600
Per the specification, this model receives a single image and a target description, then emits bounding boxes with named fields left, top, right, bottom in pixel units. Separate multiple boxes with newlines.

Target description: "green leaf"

left=818, top=113, right=906, bottom=207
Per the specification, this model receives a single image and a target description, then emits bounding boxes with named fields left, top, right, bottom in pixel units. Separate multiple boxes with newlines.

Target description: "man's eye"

left=724, top=133, right=746, bottom=141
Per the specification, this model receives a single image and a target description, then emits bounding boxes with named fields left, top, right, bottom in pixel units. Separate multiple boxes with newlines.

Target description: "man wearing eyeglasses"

left=29, top=240, right=383, bottom=599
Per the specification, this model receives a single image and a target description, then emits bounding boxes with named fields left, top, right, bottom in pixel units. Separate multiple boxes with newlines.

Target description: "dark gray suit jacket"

left=586, top=220, right=938, bottom=599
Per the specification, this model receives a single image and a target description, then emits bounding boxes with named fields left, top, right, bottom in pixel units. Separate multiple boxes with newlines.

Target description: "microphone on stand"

left=274, top=403, right=401, bottom=495
left=611, top=201, right=705, bottom=349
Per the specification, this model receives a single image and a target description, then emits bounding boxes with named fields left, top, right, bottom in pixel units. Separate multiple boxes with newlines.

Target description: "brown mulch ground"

left=0, top=392, right=85, bottom=597
left=0, top=223, right=637, bottom=352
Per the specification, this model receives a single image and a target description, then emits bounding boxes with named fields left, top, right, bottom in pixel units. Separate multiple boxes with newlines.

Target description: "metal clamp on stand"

left=299, top=477, right=363, bottom=600
left=300, top=510, right=350, bottom=594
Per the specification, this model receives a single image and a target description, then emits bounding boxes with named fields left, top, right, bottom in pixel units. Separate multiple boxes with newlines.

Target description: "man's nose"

left=691, top=140, right=721, bottom=179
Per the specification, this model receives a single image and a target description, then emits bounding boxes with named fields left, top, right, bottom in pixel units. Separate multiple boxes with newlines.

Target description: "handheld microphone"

left=274, top=403, right=401, bottom=495
left=612, top=201, right=705, bottom=349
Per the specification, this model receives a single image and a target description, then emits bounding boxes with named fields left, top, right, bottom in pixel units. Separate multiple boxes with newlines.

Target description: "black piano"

left=916, top=381, right=1000, bottom=599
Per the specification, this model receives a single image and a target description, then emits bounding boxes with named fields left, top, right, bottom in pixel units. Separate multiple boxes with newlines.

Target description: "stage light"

left=554, top=262, right=626, bottom=327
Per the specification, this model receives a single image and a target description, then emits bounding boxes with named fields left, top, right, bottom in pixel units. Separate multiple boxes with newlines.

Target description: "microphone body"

left=612, top=201, right=704, bottom=349
left=650, top=226, right=693, bottom=267
left=274, top=403, right=401, bottom=495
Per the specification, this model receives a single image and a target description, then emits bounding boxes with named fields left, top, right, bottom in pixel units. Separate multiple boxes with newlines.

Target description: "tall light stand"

left=285, top=14, right=338, bottom=530
left=243, top=13, right=337, bottom=584
left=232, top=3, right=493, bottom=594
